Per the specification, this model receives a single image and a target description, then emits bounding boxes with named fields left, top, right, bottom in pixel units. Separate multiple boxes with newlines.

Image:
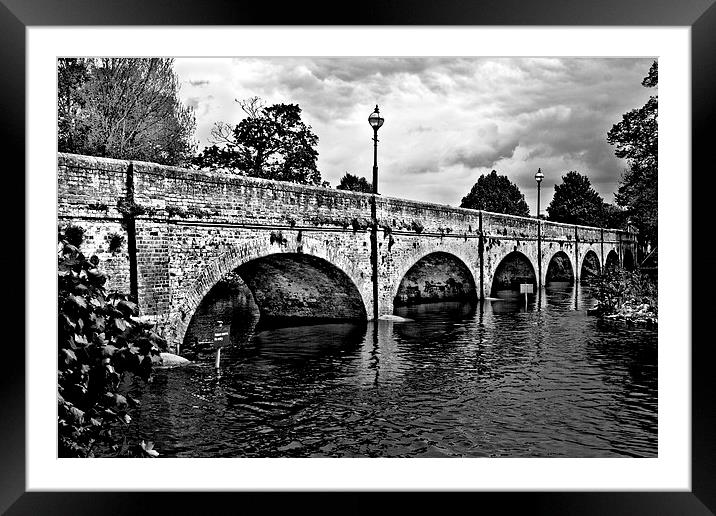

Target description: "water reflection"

left=130, top=282, right=657, bottom=458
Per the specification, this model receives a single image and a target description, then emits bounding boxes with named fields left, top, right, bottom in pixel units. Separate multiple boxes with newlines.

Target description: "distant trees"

left=57, top=58, right=196, bottom=166
left=460, top=170, right=530, bottom=216
left=547, top=171, right=606, bottom=225
left=192, top=97, right=324, bottom=186
left=337, top=172, right=372, bottom=193
left=607, top=60, right=657, bottom=252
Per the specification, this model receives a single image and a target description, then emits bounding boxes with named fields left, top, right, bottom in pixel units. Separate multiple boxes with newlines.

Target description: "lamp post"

left=535, top=168, right=544, bottom=295
left=368, top=105, right=384, bottom=194
left=368, top=105, right=384, bottom=321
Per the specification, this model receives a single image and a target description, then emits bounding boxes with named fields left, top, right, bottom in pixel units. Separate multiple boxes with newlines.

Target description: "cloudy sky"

left=173, top=57, right=655, bottom=213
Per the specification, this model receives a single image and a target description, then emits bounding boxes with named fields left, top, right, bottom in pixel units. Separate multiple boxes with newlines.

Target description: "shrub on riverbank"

left=58, top=237, right=166, bottom=457
left=594, top=267, right=657, bottom=324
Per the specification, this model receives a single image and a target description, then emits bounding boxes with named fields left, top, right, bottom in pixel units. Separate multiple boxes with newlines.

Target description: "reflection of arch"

left=623, top=249, right=635, bottom=271
left=580, top=250, right=601, bottom=284
left=394, top=251, right=477, bottom=307
left=545, top=251, right=574, bottom=283
left=170, top=236, right=369, bottom=348
left=490, top=251, right=537, bottom=297
left=605, top=250, right=620, bottom=271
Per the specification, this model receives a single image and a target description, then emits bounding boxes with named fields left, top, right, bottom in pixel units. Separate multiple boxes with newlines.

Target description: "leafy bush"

left=594, top=267, right=657, bottom=316
left=107, top=232, right=125, bottom=253
left=62, top=224, right=85, bottom=247
left=58, top=237, right=166, bottom=457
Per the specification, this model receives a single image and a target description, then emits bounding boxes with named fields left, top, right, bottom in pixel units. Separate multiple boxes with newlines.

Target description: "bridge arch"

left=605, top=249, right=620, bottom=272
left=623, top=248, right=635, bottom=271
left=393, top=251, right=478, bottom=307
left=168, top=234, right=369, bottom=348
left=545, top=250, right=575, bottom=284
left=489, top=251, right=537, bottom=297
left=580, top=250, right=601, bottom=283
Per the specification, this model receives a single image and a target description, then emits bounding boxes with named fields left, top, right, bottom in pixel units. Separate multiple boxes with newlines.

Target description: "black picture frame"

left=3, top=1, right=712, bottom=514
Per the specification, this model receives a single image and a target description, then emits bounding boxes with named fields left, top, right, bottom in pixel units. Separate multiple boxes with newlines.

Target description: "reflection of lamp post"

left=535, top=168, right=544, bottom=292
left=368, top=105, right=384, bottom=321
left=368, top=105, right=384, bottom=194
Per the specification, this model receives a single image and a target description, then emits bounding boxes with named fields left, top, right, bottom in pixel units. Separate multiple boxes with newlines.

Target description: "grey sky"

left=173, top=57, right=655, bottom=213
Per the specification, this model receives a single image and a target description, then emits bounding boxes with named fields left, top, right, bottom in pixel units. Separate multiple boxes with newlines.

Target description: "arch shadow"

left=581, top=250, right=601, bottom=284
left=394, top=251, right=478, bottom=308
left=545, top=250, right=575, bottom=284
left=490, top=251, right=537, bottom=298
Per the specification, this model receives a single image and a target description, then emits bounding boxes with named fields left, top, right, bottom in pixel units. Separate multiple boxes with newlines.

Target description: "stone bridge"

left=58, top=153, right=637, bottom=350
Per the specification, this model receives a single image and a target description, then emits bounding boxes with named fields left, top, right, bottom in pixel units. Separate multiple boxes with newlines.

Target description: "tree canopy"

left=337, top=172, right=372, bottom=193
left=607, top=60, right=658, bottom=250
left=58, top=58, right=196, bottom=166
left=460, top=170, right=530, bottom=216
left=547, top=171, right=605, bottom=225
left=192, top=97, right=323, bottom=186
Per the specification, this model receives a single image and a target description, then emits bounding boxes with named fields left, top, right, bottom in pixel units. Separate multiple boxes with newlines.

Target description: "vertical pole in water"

left=478, top=211, right=484, bottom=300
left=215, top=347, right=221, bottom=370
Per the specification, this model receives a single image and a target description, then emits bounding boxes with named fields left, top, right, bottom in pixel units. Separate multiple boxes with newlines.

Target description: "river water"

left=128, top=283, right=657, bottom=458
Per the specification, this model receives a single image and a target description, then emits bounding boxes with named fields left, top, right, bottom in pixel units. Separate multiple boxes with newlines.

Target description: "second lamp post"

left=535, top=168, right=544, bottom=293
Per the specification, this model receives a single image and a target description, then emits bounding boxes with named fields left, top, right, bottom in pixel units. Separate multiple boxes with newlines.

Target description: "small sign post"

left=519, top=283, right=534, bottom=309
left=213, top=320, right=230, bottom=370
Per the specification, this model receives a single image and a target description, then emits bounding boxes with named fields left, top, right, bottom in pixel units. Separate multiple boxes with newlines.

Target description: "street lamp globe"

left=368, top=105, right=384, bottom=130
left=535, top=168, right=544, bottom=183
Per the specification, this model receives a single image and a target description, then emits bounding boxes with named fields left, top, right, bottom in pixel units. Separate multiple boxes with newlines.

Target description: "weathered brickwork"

left=58, top=153, right=638, bottom=349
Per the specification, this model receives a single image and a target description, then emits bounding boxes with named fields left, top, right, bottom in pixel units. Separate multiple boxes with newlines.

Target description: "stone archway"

left=393, top=251, right=477, bottom=307
left=545, top=250, right=575, bottom=284
left=489, top=251, right=537, bottom=297
left=623, top=248, right=635, bottom=271
left=580, top=250, right=601, bottom=284
left=605, top=250, right=620, bottom=271
left=168, top=235, right=369, bottom=349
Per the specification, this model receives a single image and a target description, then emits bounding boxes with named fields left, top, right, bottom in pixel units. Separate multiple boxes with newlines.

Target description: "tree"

left=58, top=58, right=196, bottom=166
left=547, top=171, right=605, bottom=225
left=600, top=203, right=628, bottom=229
left=460, top=170, right=530, bottom=216
left=607, top=60, right=658, bottom=252
left=58, top=58, right=90, bottom=153
left=337, top=172, right=372, bottom=193
left=192, top=99, right=323, bottom=186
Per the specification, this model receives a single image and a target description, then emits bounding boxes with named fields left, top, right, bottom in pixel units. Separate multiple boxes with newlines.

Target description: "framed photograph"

left=6, top=0, right=713, bottom=513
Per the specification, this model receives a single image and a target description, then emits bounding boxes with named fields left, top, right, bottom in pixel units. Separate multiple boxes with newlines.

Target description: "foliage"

left=594, top=267, right=657, bottom=318
left=460, top=170, right=530, bottom=216
left=58, top=233, right=166, bottom=457
left=546, top=171, right=605, bottom=226
left=62, top=224, right=85, bottom=248
left=58, top=58, right=196, bottom=166
left=607, top=60, right=658, bottom=251
left=192, top=98, right=323, bottom=186
left=337, top=172, right=372, bottom=193
left=600, top=203, right=628, bottom=229
left=107, top=232, right=125, bottom=253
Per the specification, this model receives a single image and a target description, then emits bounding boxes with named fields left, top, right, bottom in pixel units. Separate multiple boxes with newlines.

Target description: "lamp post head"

left=535, top=168, right=544, bottom=184
left=368, top=105, right=384, bottom=131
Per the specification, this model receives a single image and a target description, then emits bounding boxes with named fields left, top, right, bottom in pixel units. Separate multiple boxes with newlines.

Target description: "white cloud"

left=174, top=57, right=655, bottom=210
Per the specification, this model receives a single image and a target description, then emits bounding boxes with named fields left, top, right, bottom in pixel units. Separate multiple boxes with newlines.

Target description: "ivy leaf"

left=140, top=440, right=159, bottom=457
left=61, top=348, right=77, bottom=366
left=117, top=300, right=138, bottom=317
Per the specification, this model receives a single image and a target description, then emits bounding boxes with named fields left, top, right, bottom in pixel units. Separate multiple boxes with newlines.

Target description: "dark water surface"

left=129, top=284, right=657, bottom=457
